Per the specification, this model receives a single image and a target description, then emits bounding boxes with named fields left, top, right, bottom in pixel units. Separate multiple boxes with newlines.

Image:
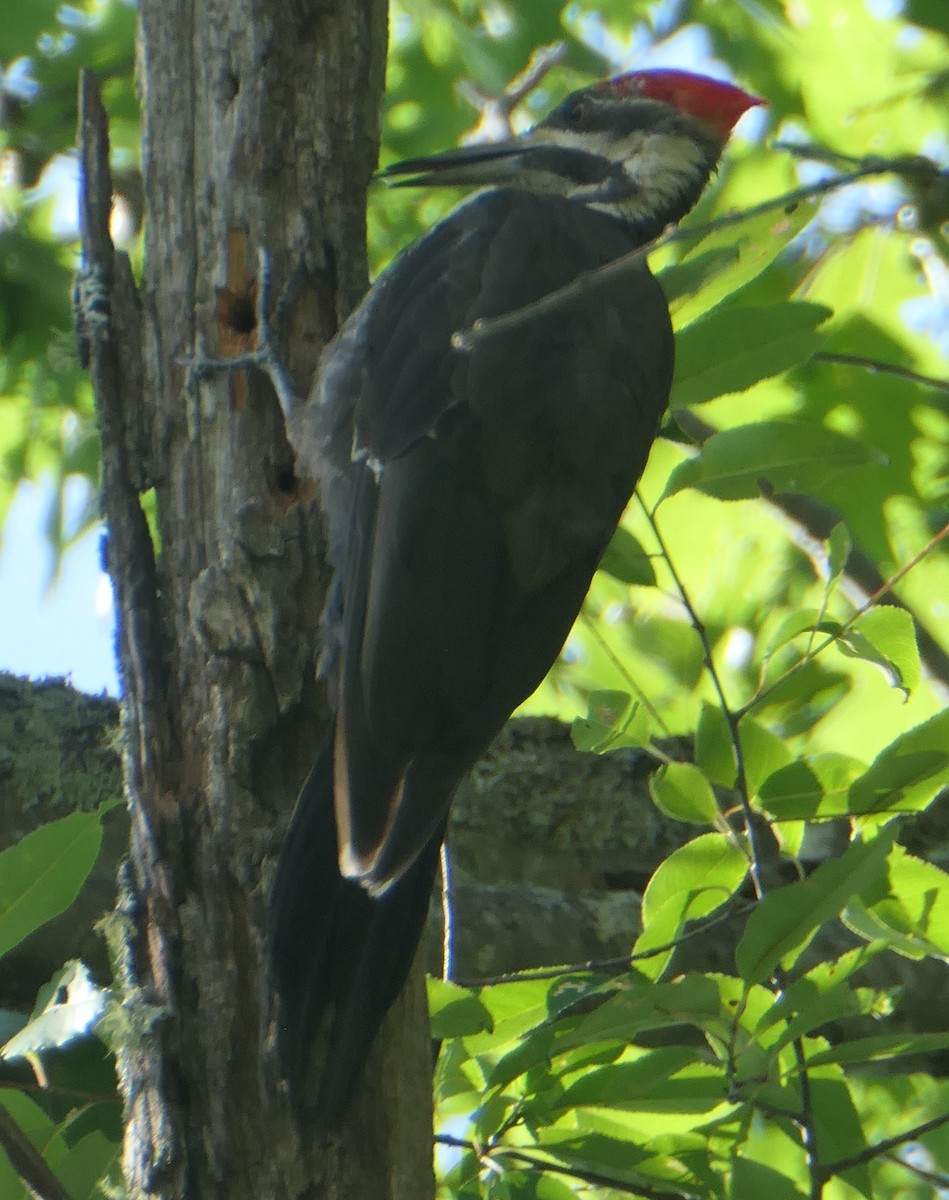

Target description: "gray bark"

left=76, top=0, right=443, bottom=1193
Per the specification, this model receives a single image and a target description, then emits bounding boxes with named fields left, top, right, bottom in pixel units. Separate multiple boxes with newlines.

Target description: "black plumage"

left=269, top=68, right=761, bottom=1121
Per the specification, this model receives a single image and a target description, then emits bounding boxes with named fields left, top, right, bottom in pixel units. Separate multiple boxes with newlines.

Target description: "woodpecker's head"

left=383, top=68, right=763, bottom=238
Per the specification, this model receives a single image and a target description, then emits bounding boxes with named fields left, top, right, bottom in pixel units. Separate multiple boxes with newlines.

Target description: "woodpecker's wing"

left=308, top=189, right=674, bottom=892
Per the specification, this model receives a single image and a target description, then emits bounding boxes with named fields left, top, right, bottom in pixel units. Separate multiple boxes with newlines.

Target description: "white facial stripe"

left=525, top=126, right=710, bottom=215
left=619, top=133, right=710, bottom=210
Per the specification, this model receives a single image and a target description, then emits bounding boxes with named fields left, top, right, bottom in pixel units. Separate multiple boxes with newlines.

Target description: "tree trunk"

left=78, top=1, right=436, bottom=1195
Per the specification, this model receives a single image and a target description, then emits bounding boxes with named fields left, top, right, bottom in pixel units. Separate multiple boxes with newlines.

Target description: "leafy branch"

left=457, top=897, right=753, bottom=988
left=453, top=147, right=944, bottom=349
left=635, top=492, right=763, bottom=894
left=0, top=1103, right=74, bottom=1200
left=813, top=351, right=949, bottom=398
left=741, top=516, right=949, bottom=719
left=435, top=1133, right=700, bottom=1199
left=818, top=1110, right=949, bottom=1185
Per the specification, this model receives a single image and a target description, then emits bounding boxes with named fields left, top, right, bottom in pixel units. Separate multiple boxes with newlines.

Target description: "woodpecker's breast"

left=312, top=188, right=674, bottom=669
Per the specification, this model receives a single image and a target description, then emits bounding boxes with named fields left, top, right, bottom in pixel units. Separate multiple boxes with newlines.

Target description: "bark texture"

left=78, top=1, right=439, bottom=1195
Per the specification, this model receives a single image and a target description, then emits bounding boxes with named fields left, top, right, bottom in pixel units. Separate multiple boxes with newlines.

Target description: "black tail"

left=269, top=730, right=441, bottom=1123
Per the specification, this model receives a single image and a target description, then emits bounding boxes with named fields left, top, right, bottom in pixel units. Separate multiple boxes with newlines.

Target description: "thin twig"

left=881, top=1149, right=949, bottom=1189
left=457, top=898, right=753, bottom=988
left=77, top=69, right=177, bottom=785
left=673, top=409, right=949, bottom=693
left=634, top=493, right=766, bottom=897
left=750, top=1097, right=806, bottom=1124
left=0, top=1103, right=75, bottom=1200
left=789, top=1032, right=822, bottom=1200
left=821, top=1110, right=949, bottom=1177
left=499, top=42, right=567, bottom=115
left=579, top=611, right=675, bottom=741
left=435, top=1133, right=700, bottom=1199
left=461, top=42, right=567, bottom=140
left=813, top=351, right=949, bottom=397
left=0, top=1079, right=120, bottom=1106
left=452, top=151, right=942, bottom=349
left=741, top=518, right=949, bottom=719
left=632, top=491, right=809, bottom=1144
left=773, top=140, right=938, bottom=177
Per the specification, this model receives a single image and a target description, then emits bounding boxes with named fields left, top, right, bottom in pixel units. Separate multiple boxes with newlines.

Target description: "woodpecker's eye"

left=563, top=97, right=586, bottom=123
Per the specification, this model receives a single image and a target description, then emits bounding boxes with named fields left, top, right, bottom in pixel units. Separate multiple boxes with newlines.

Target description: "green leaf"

left=52, top=1131, right=118, bottom=1200
left=735, top=830, right=895, bottom=983
left=571, top=690, right=651, bottom=752
left=739, top=717, right=793, bottom=798
left=695, top=702, right=736, bottom=788
left=755, top=942, right=889, bottom=1045
left=598, top=526, right=656, bottom=586
left=765, top=608, right=824, bottom=656
left=825, top=522, right=851, bottom=590
left=843, top=844, right=949, bottom=959
left=730, top=1125, right=809, bottom=1200
left=661, top=422, right=880, bottom=503
left=836, top=606, right=920, bottom=695
left=649, top=762, right=719, bottom=824
left=657, top=245, right=738, bottom=305
left=641, top=834, right=748, bottom=927
left=808, top=1071, right=871, bottom=1195
left=671, top=302, right=830, bottom=409
left=848, top=708, right=949, bottom=816
left=807, top=1031, right=949, bottom=1068
left=557, top=1050, right=732, bottom=1127
left=474, top=976, right=606, bottom=1087
left=670, top=205, right=815, bottom=329
left=635, top=834, right=748, bottom=980
left=549, top=1065, right=738, bottom=1140
left=427, top=978, right=493, bottom=1040
left=759, top=753, right=868, bottom=820
left=0, top=812, right=103, bottom=959
left=488, top=976, right=722, bottom=1089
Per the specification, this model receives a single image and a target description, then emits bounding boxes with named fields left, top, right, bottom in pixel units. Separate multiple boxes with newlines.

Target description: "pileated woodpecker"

left=270, top=67, right=761, bottom=1120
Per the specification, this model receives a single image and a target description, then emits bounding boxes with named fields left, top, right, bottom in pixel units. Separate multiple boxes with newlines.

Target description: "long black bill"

left=379, top=139, right=527, bottom=189
left=380, top=138, right=625, bottom=198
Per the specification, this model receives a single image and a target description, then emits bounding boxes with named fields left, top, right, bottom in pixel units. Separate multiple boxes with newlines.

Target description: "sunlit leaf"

left=759, top=753, right=869, bottom=820
left=739, top=717, right=793, bottom=798
left=808, top=1070, right=871, bottom=1195
left=571, top=689, right=651, bottom=752
left=671, top=302, right=830, bottom=409
left=755, top=942, right=889, bottom=1044
left=736, top=830, right=895, bottom=983
left=661, top=422, right=881, bottom=503
left=599, top=526, right=656, bottom=586
left=825, top=522, right=851, bottom=591
left=848, top=708, right=949, bottom=816
left=635, top=834, right=748, bottom=980
left=669, top=206, right=815, bottom=329
left=0, top=812, right=103, bottom=959
left=836, top=606, right=921, bottom=695
left=808, top=1031, right=949, bottom=1068
left=843, top=844, right=949, bottom=959
left=764, top=608, right=825, bottom=657
left=649, top=761, right=719, bottom=824
left=695, top=701, right=736, bottom=788
left=428, top=978, right=493, bottom=1039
